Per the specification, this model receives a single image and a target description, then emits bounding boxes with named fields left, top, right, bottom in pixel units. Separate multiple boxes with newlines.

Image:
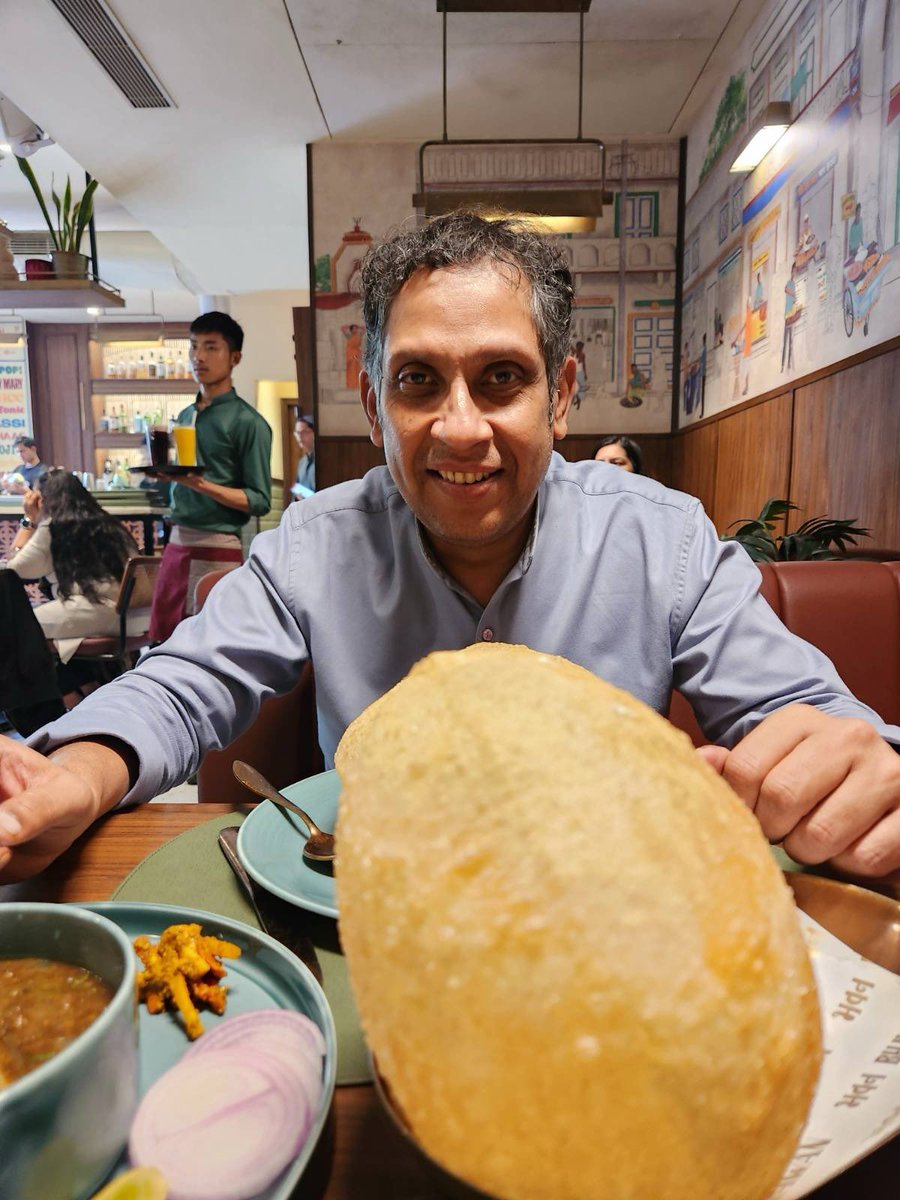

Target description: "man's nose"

left=432, top=377, right=491, bottom=444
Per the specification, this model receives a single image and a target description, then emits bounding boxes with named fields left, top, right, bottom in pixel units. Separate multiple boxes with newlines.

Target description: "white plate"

left=238, top=771, right=339, bottom=919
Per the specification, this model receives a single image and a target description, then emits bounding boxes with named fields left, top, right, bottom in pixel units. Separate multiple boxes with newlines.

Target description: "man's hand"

left=0, top=739, right=133, bottom=882
left=698, top=704, right=900, bottom=880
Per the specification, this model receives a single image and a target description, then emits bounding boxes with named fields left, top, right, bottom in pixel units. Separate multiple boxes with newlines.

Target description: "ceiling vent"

left=9, top=231, right=54, bottom=256
left=47, top=0, right=175, bottom=109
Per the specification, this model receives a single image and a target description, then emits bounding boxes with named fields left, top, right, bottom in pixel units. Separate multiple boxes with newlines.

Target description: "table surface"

left=1, top=803, right=897, bottom=1200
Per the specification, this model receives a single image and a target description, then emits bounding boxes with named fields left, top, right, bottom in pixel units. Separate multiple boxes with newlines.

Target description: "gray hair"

left=360, top=211, right=575, bottom=407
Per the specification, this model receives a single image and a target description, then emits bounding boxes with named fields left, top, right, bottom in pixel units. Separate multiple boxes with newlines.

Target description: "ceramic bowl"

left=0, top=903, right=139, bottom=1200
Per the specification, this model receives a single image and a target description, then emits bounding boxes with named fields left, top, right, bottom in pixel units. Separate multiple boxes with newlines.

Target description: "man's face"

left=16, top=443, right=37, bottom=466
left=294, top=420, right=315, bottom=456
left=189, top=331, right=240, bottom=387
left=360, top=263, right=573, bottom=571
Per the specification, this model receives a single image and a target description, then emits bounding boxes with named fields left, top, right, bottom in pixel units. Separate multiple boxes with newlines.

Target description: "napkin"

left=112, top=811, right=371, bottom=1086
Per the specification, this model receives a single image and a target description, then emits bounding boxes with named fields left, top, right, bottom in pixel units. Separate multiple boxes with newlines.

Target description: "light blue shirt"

left=31, top=454, right=899, bottom=804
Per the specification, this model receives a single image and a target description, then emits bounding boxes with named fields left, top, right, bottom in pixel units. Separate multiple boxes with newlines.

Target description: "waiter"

left=148, top=311, right=272, bottom=642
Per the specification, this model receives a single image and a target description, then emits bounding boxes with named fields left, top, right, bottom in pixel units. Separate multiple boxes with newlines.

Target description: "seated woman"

left=593, top=435, right=644, bottom=475
left=6, top=470, right=138, bottom=676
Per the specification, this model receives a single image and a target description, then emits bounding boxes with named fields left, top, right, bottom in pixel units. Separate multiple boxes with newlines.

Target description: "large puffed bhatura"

left=335, top=644, right=822, bottom=1200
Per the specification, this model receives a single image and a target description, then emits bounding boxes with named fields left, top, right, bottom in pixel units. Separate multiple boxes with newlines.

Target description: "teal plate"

left=238, top=771, right=340, bottom=919
left=80, top=901, right=337, bottom=1199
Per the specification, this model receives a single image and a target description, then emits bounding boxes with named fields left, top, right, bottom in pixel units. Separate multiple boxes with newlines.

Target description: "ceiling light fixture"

left=414, top=1, right=607, bottom=233
left=729, top=101, right=791, bottom=174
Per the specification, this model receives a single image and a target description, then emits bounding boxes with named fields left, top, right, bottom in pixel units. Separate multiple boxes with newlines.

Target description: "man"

left=0, top=212, right=898, bottom=884
left=147, top=311, right=272, bottom=642
left=2, top=436, right=46, bottom=494
left=291, top=413, right=316, bottom=499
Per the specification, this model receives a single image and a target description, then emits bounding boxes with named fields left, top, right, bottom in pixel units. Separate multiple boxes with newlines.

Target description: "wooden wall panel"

left=27, top=323, right=92, bottom=472
left=669, top=422, right=718, bottom=521
left=712, top=392, right=793, bottom=536
left=792, top=347, right=900, bottom=549
left=317, top=437, right=385, bottom=491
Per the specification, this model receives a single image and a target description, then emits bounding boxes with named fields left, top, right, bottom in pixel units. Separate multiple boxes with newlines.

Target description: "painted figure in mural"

left=753, top=271, right=765, bottom=309
left=847, top=202, right=864, bottom=262
left=782, top=263, right=800, bottom=373
left=794, top=212, right=819, bottom=272
left=571, top=340, right=587, bottom=410
left=622, top=361, right=645, bottom=408
left=697, top=334, right=707, bottom=418
left=713, top=307, right=724, bottom=347
left=740, top=295, right=753, bottom=397
left=342, top=323, right=364, bottom=390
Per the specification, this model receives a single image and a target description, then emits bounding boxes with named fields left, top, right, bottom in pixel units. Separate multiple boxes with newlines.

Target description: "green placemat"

left=112, top=811, right=371, bottom=1085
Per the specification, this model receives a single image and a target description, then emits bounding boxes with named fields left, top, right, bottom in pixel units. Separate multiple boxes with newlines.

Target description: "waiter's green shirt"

left=171, top=389, right=272, bottom=534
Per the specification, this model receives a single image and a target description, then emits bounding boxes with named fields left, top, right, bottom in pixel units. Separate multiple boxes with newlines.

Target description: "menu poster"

left=0, top=319, right=31, bottom=475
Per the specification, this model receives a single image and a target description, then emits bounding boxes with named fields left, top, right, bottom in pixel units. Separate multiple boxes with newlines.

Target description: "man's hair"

left=190, top=311, right=244, bottom=353
left=360, top=211, right=575, bottom=402
left=13, top=436, right=37, bottom=450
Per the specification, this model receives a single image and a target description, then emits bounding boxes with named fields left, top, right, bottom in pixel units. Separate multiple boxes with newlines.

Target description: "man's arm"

left=672, top=505, right=900, bottom=879
left=0, top=738, right=135, bottom=882
left=164, top=472, right=252, bottom=513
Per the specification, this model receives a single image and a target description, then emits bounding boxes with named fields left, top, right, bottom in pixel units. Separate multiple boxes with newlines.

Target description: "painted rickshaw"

left=842, top=243, right=890, bottom=337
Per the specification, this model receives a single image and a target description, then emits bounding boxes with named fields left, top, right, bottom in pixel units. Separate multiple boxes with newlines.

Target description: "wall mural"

left=681, top=0, right=900, bottom=426
left=310, top=141, right=680, bottom=439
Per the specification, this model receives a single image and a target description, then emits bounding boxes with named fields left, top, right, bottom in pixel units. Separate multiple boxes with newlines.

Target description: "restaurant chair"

left=69, top=555, right=162, bottom=677
left=194, top=569, right=324, bottom=803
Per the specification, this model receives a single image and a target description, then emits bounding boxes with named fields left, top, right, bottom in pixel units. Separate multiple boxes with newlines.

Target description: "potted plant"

left=723, top=498, right=871, bottom=561
left=15, top=156, right=98, bottom=280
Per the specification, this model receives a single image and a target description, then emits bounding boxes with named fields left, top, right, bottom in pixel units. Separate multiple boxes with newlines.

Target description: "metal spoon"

left=232, top=760, right=336, bottom=862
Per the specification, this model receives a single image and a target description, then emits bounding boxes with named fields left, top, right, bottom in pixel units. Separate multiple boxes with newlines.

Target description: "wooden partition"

left=670, top=338, right=900, bottom=551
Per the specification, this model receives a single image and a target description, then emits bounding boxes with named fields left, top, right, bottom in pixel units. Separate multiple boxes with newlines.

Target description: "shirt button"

left=481, top=628, right=494, bottom=641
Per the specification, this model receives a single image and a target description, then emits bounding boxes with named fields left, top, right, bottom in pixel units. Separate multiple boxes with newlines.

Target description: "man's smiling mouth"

left=433, top=469, right=497, bottom=485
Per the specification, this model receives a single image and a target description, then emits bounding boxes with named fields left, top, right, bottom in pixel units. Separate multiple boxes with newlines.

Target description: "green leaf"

left=73, top=178, right=99, bottom=254
left=15, top=156, right=59, bottom=249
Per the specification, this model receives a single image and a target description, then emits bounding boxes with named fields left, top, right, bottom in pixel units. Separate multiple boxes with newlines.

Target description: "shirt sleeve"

left=7, top=521, right=54, bottom=580
left=28, top=510, right=307, bottom=804
left=235, top=412, right=273, bottom=517
left=670, top=503, right=900, bottom=748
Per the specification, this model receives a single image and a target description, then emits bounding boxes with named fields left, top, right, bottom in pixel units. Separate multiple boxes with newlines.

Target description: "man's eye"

left=486, top=367, right=519, bottom=386
left=397, top=370, right=432, bottom=387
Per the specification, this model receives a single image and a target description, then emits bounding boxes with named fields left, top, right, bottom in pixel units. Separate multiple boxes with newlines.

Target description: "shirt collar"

left=195, top=387, right=237, bottom=410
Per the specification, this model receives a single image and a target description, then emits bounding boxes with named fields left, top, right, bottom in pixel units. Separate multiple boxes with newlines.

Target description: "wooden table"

left=2, top=804, right=898, bottom=1199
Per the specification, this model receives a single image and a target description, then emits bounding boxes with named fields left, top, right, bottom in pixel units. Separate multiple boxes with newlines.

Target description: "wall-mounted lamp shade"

left=729, top=102, right=791, bottom=173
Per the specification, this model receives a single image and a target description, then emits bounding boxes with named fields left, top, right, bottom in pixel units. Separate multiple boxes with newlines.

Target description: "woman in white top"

left=7, top=470, right=138, bottom=663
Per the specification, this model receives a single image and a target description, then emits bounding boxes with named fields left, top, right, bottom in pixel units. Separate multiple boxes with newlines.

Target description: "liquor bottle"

left=126, top=355, right=136, bottom=380
left=105, top=356, right=116, bottom=379
left=167, top=351, right=176, bottom=378
left=137, top=354, right=146, bottom=379
left=148, top=352, right=157, bottom=379
left=176, top=351, right=185, bottom=378
left=157, top=352, right=167, bottom=381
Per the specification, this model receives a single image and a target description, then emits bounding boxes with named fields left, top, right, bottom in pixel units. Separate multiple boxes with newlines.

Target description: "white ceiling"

left=0, top=0, right=758, bottom=317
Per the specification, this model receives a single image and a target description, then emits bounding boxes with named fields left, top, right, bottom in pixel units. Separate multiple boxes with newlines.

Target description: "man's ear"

left=552, top=356, right=576, bottom=441
left=360, top=371, right=384, bottom=447
left=231, top=349, right=243, bottom=370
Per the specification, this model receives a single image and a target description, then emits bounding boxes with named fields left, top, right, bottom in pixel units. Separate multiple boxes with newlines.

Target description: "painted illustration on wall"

left=700, top=74, right=748, bottom=180
left=681, top=0, right=900, bottom=427
left=311, top=140, right=680, bottom=438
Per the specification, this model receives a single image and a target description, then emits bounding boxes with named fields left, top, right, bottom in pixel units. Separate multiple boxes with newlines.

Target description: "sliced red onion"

left=129, top=1047, right=316, bottom=1200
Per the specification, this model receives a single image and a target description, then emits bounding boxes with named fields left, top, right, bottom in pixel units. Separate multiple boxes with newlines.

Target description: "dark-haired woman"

left=6, top=470, right=138, bottom=665
left=594, top=435, right=643, bottom=475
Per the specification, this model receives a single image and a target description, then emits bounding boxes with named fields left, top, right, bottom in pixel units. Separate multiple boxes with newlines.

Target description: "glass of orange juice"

left=172, top=425, right=197, bottom=467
